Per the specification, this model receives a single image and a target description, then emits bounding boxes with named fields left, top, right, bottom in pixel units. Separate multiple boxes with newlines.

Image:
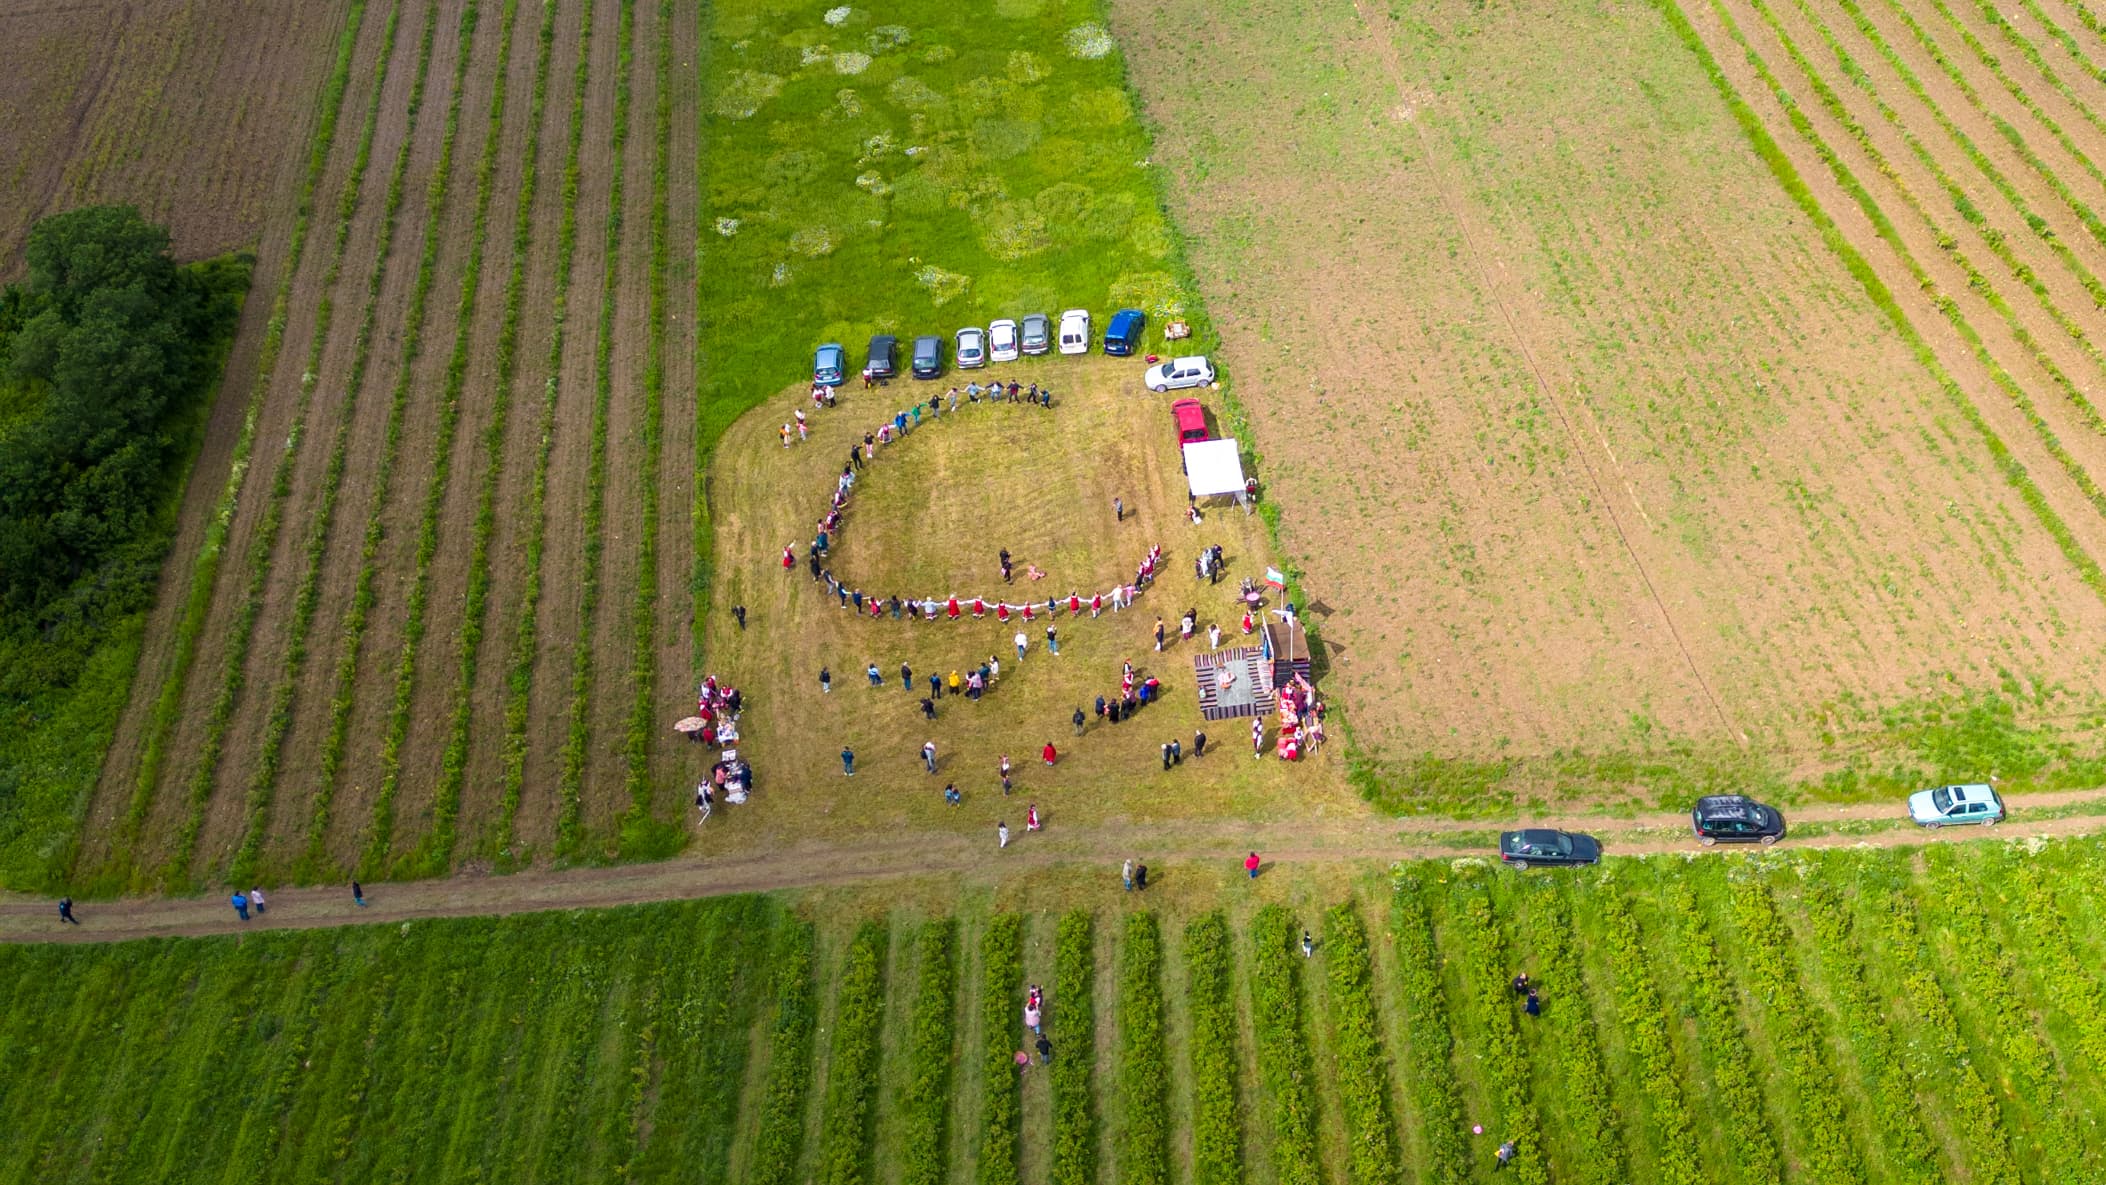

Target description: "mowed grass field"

left=13, top=838, right=2106, bottom=1184
left=44, top=0, right=1244, bottom=892
left=1110, top=0, right=2106, bottom=814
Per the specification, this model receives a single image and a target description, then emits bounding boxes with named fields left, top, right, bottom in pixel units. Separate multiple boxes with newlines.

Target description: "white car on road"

left=989, top=318, right=1019, bottom=363
left=1145, top=355, right=1215, bottom=392
left=1058, top=309, right=1091, bottom=354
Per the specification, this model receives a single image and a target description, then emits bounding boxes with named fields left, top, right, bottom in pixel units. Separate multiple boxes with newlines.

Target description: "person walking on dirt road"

left=231, top=892, right=249, bottom=921
left=57, top=897, right=77, bottom=925
left=352, top=881, right=367, bottom=907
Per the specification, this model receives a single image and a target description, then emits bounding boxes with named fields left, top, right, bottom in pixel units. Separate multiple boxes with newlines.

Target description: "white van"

left=1058, top=309, right=1091, bottom=355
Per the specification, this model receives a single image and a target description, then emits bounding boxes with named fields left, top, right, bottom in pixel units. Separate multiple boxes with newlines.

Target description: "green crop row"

left=2006, top=859, right=2106, bottom=1067
left=1656, top=879, right=1782, bottom=1185
left=1387, top=875, right=1467, bottom=1185
left=234, top=0, right=485, bottom=887
left=165, top=0, right=445, bottom=890
left=1796, top=880, right=1942, bottom=1184
left=1775, top=0, right=2106, bottom=409
left=496, top=0, right=599, bottom=864
left=1318, top=903, right=1399, bottom=1185
left=817, top=922, right=888, bottom=1185
left=1247, top=906, right=1321, bottom=1185
left=1183, top=912, right=1243, bottom=1185
left=1671, top=0, right=2106, bottom=608
left=976, top=914, right=1024, bottom=1185
left=749, top=922, right=819, bottom=1185
left=555, top=0, right=637, bottom=858
left=1517, top=886, right=1625, bottom=1185
left=1594, top=893, right=1700, bottom=1185
left=1445, top=883, right=1544, bottom=1185
left=1914, top=853, right=2102, bottom=1180
left=900, top=920, right=957, bottom=1185
left=1116, top=912, right=1170, bottom=1185
left=1955, top=0, right=2106, bottom=193
left=1864, top=875, right=2023, bottom=1185
left=121, top=0, right=406, bottom=870
left=365, top=0, right=528, bottom=879
left=116, top=0, right=375, bottom=869
left=432, top=0, right=558, bottom=868
left=1051, top=912, right=1098, bottom=1185
left=617, top=0, right=676, bottom=857
left=1714, top=876, right=1865, bottom=1185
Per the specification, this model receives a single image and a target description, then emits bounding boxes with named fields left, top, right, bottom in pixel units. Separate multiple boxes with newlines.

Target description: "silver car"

left=1020, top=313, right=1052, bottom=355
left=957, top=326, right=987, bottom=369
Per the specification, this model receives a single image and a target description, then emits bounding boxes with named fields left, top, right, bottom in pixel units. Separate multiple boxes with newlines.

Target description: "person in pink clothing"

left=1244, top=851, right=1262, bottom=879
left=1042, top=742, right=1058, bottom=766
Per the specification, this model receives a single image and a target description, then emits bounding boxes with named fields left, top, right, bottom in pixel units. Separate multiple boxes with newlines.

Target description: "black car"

left=1690, top=795, right=1786, bottom=845
left=867, top=334, right=899, bottom=380
left=1498, top=829, right=1601, bottom=869
left=911, top=334, right=944, bottom=379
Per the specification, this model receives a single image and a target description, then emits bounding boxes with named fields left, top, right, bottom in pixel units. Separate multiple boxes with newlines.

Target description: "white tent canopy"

left=1183, top=438, right=1246, bottom=498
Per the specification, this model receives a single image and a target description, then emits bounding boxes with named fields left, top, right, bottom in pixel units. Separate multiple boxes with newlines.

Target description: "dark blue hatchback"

left=1104, top=308, right=1145, bottom=355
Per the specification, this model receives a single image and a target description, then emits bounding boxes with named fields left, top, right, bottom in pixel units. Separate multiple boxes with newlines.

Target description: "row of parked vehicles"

left=1496, top=782, right=2009, bottom=869
left=813, top=308, right=1217, bottom=392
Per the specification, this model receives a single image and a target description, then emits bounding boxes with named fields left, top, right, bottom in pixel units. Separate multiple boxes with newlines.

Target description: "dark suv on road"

left=1690, top=795, right=1786, bottom=845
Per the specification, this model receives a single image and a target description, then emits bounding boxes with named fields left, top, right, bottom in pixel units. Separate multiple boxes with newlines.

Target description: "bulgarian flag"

left=1264, top=567, right=1288, bottom=590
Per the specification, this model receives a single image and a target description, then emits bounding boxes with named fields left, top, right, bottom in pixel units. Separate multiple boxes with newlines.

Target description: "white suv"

left=1058, top=309, right=1091, bottom=354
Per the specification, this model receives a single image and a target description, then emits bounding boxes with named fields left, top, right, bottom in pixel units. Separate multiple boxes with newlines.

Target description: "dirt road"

left=9, top=788, right=2105, bottom=943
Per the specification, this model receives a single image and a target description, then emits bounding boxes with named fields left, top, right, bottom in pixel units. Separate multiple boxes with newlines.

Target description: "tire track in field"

left=1344, top=0, right=1741, bottom=747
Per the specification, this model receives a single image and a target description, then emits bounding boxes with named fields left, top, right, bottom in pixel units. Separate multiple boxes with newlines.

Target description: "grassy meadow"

left=15, top=838, right=2106, bottom=1183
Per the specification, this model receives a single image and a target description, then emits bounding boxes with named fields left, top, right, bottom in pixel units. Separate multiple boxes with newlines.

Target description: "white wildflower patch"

left=824, top=5, right=852, bottom=25
left=904, top=144, right=927, bottom=157
left=713, top=71, right=783, bottom=119
left=801, top=44, right=831, bottom=66
left=714, top=217, right=740, bottom=237
left=789, top=226, right=836, bottom=257
left=859, top=131, right=895, bottom=163
left=1064, top=22, right=1114, bottom=59
left=1007, top=50, right=1048, bottom=83
left=770, top=261, right=794, bottom=287
left=854, top=171, right=892, bottom=197
left=833, top=51, right=871, bottom=74
left=914, top=263, right=971, bottom=306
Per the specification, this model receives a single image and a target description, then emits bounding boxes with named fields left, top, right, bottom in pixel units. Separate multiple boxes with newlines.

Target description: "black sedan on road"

left=1498, top=829, right=1602, bottom=869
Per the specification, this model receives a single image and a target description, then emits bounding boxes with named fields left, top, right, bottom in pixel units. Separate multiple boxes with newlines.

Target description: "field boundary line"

left=1345, top=0, right=1740, bottom=745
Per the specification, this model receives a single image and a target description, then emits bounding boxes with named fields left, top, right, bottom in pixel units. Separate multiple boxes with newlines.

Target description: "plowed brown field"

left=1110, top=0, right=2106, bottom=813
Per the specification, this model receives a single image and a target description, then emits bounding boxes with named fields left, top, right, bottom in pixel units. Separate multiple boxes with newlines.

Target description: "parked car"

left=814, top=342, right=845, bottom=385
left=1690, top=795, right=1786, bottom=845
left=1145, top=355, right=1215, bottom=392
left=956, top=326, right=987, bottom=369
left=989, top=318, right=1019, bottom=362
left=867, top=334, right=899, bottom=380
left=1058, top=308, right=1091, bottom=354
left=1104, top=307, right=1146, bottom=355
left=1021, top=313, right=1052, bottom=355
left=1171, top=398, right=1209, bottom=445
left=1498, top=829, right=1602, bottom=869
left=911, top=334, right=944, bottom=379
left=1908, top=783, right=2005, bottom=828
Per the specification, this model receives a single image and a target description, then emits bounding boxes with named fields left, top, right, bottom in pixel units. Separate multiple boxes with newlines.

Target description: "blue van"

left=1104, top=308, right=1146, bottom=356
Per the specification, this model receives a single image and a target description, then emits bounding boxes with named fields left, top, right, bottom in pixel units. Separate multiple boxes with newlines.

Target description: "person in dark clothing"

left=1108, top=700, right=1122, bottom=725
left=849, top=444, right=863, bottom=470
left=1194, top=730, right=1207, bottom=758
left=929, top=673, right=943, bottom=699
left=1073, top=707, right=1087, bottom=736
left=1161, top=742, right=1173, bottom=771
left=921, top=697, right=938, bottom=721
left=1035, top=1034, right=1053, bottom=1064
left=1524, top=990, right=1541, bottom=1018
left=1135, top=863, right=1149, bottom=890
left=901, top=663, right=913, bottom=690
left=734, top=604, right=747, bottom=630
left=1511, top=972, right=1531, bottom=996
left=820, top=667, right=832, bottom=694
left=57, top=897, right=77, bottom=925
left=1170, top=740, right=1182, bottom=764
left=1495, top=1141, right=1517, bottom=1172
left=808, top=553, right=822, bottom=580
left=352, top=881, right=367, bottom=907
left=1095, top=695, right=1107, bottom=720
